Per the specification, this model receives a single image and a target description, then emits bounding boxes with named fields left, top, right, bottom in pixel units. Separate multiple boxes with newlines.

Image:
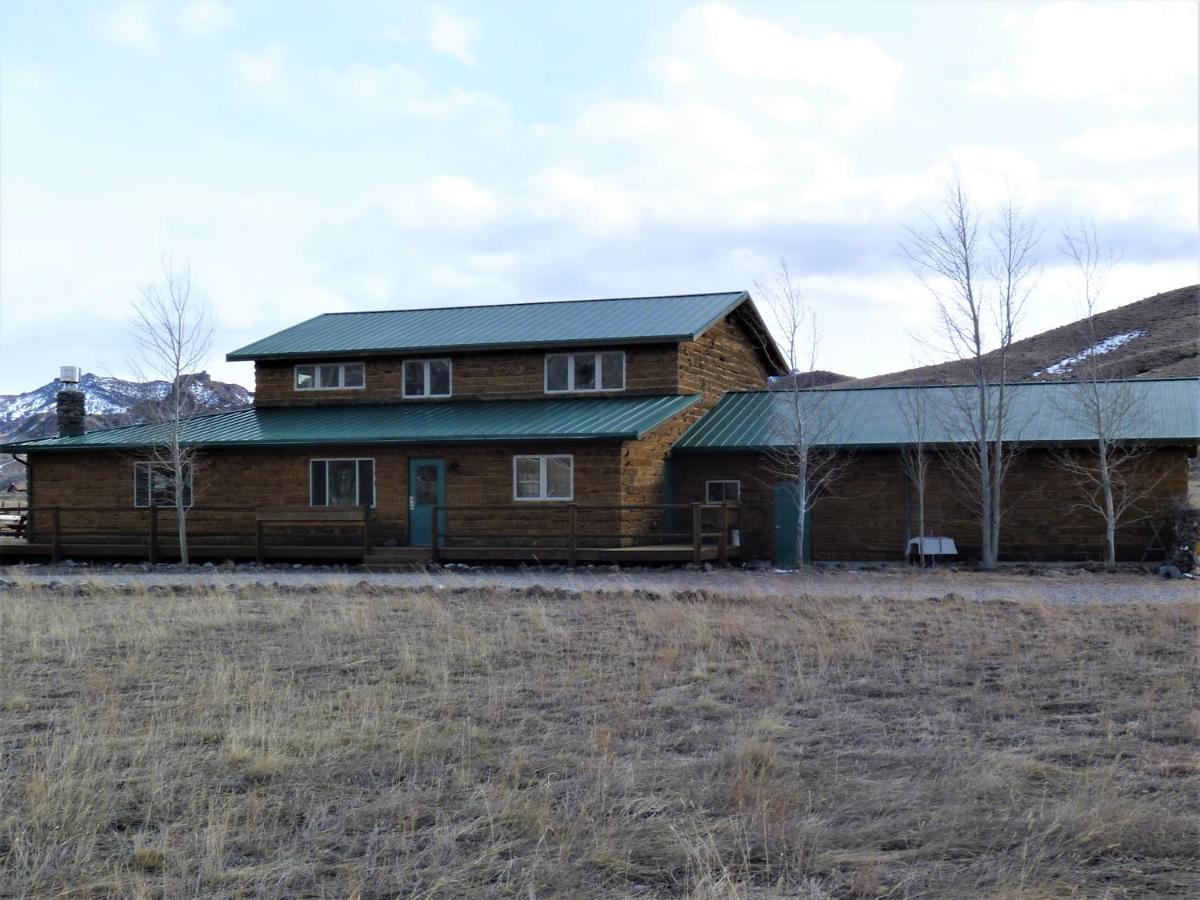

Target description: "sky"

left=0, top=0, right=1196, bottom=395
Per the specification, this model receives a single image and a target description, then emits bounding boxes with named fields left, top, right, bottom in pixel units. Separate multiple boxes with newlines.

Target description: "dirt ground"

left=2, top=561, right=1197, bottom=605
left=1, top=581, right=1197, bottom=897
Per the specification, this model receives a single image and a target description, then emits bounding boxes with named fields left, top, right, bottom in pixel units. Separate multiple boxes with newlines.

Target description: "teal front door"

left=773, top=482, right=812, bottom=567
left=408, top=459, right=445, bottom=546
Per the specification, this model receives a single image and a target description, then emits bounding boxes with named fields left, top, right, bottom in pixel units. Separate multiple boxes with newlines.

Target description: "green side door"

left=408, top=458, right=445, bottom=546
left=773, top=481, right=812, bottom=567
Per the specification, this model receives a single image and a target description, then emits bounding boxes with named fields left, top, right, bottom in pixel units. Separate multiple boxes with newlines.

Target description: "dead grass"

left=1, top=583, right=1197, bottom=898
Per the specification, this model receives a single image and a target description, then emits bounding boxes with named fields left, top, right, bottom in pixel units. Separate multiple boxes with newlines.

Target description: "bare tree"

left=1053, top=222, right=1158, bottom=569
left=757, top=261, right=850, bottom=567
left=901, top=175, right=1039, bottom=568
left=898, top=384, right=933, bottom=567
left=131, top=259, right=212, bottom=565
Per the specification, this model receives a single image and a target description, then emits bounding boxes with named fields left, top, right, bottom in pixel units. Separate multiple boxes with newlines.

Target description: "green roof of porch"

left=2, top=395, right=700, bottom=452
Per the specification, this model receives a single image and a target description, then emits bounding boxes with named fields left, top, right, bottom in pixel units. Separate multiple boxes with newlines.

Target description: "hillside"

left=850, top=284, right=1199, bottom=387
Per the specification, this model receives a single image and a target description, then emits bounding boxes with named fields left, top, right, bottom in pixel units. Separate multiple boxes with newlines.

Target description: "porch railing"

left=10, top=505, right=368, bottom=563
left=428, top=502, right=741, bottom=565
left=6, top=502, right=742, bottom=565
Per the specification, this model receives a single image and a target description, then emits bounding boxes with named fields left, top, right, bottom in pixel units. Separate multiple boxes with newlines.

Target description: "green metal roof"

left=672, top=379, right=1200, bottom=451
left=227, top=292, right=753, bottom=361
left=2, top=395, right=700, bottom=453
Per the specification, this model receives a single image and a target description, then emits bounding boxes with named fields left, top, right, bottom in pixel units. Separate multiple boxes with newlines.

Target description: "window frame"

left=512, top=454, right=574, bottom=502
left=705, top=480, right=741, bottom=504
left=294, top=362, right=366, bottom=391
left=544, top=351, right=625, bottom=394
left=401, top=358, right=453, bottom=399
left=309, top=457, right=377, bottom=507
left=133, top=461, right=194, bottom=509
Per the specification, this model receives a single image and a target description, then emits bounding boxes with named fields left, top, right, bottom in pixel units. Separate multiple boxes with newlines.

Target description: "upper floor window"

left=134, top=461, right=193, bottom=508
left=545, top=351, right=625, bottom=393
left=295, top=362, right=365, bottom=391
left=403, top=359, right=452, bottom=398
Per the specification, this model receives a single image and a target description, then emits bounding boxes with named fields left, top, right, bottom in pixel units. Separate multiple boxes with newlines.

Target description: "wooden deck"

left=0, top=538, right=732, bottom=567
left=0, top=502, right=742, bottom=568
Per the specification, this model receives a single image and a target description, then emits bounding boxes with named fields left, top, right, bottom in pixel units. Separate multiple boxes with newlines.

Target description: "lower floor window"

left=706, top=480, right=740, bottom=503
left=513, top=454, right=573, bottom=501
left=310, top=458, right=375, bottom=506
left=134, top=461, right=193, bottom=508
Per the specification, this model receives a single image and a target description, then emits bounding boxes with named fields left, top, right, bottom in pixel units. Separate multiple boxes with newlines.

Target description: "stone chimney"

left=56, top=366, right=85, bottom=437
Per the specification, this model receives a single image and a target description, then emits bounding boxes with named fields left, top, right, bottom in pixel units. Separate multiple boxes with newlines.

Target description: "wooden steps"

left=363, top=546, right=433, bottom=569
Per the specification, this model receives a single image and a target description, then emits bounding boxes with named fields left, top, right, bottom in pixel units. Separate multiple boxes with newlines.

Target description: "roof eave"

left=671, top=437, right=1200, bottom=453
left=226, top=333, right=709, bottom=363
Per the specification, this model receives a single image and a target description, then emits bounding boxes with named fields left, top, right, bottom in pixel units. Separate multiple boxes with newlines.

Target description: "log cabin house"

left=1, top=291, right=1196, bottom=565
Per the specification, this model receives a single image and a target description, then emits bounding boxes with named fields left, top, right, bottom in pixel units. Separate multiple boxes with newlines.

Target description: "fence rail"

left=4, top=502, right=742, bottom=566
left=429, top=502, right=740, bottom=565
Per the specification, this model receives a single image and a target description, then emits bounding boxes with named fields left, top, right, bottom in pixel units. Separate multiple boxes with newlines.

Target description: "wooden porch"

left=0, top=503, right=742, bottom=568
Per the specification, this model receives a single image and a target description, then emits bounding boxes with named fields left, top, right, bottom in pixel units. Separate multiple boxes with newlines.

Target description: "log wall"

left=254, top=346, right=680, bottom=405
left=671, top=446, right=1193, bottom=562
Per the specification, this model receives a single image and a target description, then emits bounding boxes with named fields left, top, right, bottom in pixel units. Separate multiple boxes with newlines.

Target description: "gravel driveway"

left=2, top=562, right=1196, bottom=604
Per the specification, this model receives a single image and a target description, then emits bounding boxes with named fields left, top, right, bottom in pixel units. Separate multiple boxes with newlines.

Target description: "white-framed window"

left=402, top=359, right=452, bottom=398
left=545, top=351, right=625, bottom=393
left=513, top=454, right=574, bottom=501
left=133, top=461, right=193, bottom=508
left=295, top=362, right=365, bottom=391
left=706, top=480, right=741, bottom=503
left=310, top=458, right=376, bottom=507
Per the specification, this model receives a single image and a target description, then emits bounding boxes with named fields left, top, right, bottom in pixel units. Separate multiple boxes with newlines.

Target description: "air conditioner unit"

left=59, top=366, right=81, bottom=384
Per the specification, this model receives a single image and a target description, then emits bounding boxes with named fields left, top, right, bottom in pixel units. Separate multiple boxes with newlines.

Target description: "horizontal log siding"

left=254, top=345, right=680, bottom=405
left=672, top=446, right=1192, bottom=562
left=676, top=311, right=775, bottom=409
left=616, top=313, right=775, bottom=538
left=26, top=444, right=624, bottom=546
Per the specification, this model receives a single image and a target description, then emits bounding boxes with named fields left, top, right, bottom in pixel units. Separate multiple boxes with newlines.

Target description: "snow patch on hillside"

left=1033, top=330, right=1147, bottom=377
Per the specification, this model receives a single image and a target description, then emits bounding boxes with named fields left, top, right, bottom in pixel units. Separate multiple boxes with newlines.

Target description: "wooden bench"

left=254, top=506, right=370, bottom=563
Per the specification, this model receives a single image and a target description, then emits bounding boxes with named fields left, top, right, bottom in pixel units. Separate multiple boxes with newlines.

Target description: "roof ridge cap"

left=317, top=291, right=748, bottom=317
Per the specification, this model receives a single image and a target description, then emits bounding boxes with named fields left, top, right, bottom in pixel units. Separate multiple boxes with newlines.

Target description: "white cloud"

left=96, top=0, right=234, bottom=54
left=95, top=2, right=160, bottom=56
left=428, top=6, right=480, bottom=65
left=1062, top=122, right=1198, bottom=162
left=175, top=0, right=236, bottom=39
left=366, top=175, right=501, bottom=229
left=652, top=3, right=903, bottom=126
left=527, top=169, right=643, bottom=236
left=320, top=62, right=500, bottom=118
left=972, top=1, right=1197, bottom=108
left=233, top=43, right=286, bottom=90
left=522, top=3, right=908, bottom=236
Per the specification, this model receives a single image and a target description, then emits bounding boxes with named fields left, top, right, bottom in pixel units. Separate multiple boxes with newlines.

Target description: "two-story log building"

left=3, top=291, right=1197, bottom=565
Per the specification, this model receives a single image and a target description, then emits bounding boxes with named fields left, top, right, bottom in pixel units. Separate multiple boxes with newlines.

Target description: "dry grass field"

left=1, top=583, right=1197, bottom=898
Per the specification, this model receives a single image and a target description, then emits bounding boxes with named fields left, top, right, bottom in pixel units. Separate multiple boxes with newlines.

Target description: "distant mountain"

left=0, top=372, right=253, bottom=445
left=849, top=284, right=1199, bottom=388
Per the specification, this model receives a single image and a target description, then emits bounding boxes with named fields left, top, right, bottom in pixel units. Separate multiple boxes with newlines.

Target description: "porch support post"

left=51, top=507, right=61, bottom=563
left=568, top=504, right=578, bottom=568
left=362, top=504, right=371, bottom=561
left=691, top=502, right=702, bottom=565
